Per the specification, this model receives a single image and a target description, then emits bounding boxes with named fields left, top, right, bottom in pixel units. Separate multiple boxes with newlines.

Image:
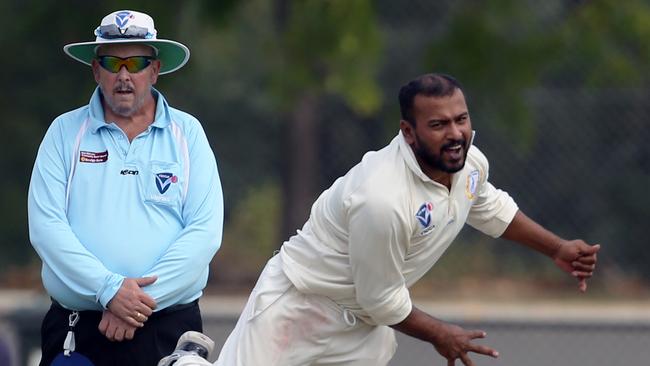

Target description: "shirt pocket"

left=143, top=160, right=182, bottom=207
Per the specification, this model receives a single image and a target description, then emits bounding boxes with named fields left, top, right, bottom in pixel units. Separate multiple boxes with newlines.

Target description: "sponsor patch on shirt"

left=155, top=172, right=178, bottom=194
left=465, top=169, right=480, bottom=199
left=415, top=201, right=435, bottom=235
left=120, top=169, right=139, bottom=176
left=79, top=150, right=108, bottom=163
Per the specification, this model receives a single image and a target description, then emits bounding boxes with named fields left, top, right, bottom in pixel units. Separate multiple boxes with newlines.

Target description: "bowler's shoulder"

left=465, top=145, right=490, bottom=172
left=344, top=143, right=411, bottom=209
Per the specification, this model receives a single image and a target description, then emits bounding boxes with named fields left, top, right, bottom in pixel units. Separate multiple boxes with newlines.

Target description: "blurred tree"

left=0, top=1, right=99, bottom=276
left=1, top=0, right=648, bottom=291
left=418, top=0, right=650, bottom=280
left=421, top=0, right=649, bottom=142
left=186, top=0, right=384, bottom=243
left=269, top=0, right=383, bottom=239
left=423, top=0, right=564, bottom=149
left=180, top=0, right=383, bottom=284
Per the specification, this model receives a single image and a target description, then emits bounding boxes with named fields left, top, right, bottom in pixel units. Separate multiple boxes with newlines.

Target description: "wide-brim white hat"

left=63, top=10, right=190, bottom=75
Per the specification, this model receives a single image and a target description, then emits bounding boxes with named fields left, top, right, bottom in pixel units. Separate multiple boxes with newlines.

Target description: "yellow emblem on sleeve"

left=465, top=170, right=480, bottom=199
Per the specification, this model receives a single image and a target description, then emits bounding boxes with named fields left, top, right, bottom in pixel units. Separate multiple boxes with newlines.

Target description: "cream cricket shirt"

left=280, top=132, right=518, bottom=326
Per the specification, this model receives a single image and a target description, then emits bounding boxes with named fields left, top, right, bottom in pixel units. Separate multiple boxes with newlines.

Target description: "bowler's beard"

left=100, top=82, right=147, bottom=117
left=413, top=134, right=468, bottom=174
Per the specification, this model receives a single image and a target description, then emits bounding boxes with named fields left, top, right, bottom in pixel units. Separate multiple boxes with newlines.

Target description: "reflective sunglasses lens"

left=123, top=57, right=151, bottom=72
left=98, top=56, right=152, bottom=73
left=98, top=56, right=120, bottom=72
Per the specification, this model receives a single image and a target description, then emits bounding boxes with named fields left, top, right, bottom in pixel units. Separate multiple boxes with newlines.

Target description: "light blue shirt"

left=28, top=87, right=223, bottom=311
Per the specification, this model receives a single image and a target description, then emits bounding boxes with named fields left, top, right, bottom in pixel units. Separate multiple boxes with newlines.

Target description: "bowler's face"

left=92, top=44, right=160, bottom=118
left=401, top=89, right=473, bottom=179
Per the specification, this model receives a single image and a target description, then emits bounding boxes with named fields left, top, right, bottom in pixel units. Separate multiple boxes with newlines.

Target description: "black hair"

left=398, top=73, right=463, bottom=125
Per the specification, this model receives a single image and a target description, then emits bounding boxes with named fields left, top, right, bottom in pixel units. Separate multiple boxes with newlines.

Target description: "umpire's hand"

left=99, top=310, right=137, bottom=341
left=107, top=276, right=158, bottom=327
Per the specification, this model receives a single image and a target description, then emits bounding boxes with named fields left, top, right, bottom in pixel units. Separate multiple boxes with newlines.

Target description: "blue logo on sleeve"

left=155, top=172, right=178, bottom=194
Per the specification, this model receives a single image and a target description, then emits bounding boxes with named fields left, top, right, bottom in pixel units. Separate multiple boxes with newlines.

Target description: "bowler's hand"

left=553, top=240, right=600, bottom=292
left=432, top=322, right=499, bottom=366
left=98, top=310, right=137, bottom=342
left=107, top=276, right=157, bottom=327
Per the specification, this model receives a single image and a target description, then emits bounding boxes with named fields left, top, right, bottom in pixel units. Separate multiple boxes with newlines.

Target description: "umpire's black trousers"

left=39, top=299, right=202, bottom=366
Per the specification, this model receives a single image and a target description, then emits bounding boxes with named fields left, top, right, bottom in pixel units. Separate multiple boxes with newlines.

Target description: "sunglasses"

left=96, top=55, right=155, bottom=73
left=94, top=24, right=155, bottom=39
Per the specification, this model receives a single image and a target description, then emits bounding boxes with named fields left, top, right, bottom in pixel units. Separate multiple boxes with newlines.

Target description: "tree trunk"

left=280, top=93, right=319, bottom=242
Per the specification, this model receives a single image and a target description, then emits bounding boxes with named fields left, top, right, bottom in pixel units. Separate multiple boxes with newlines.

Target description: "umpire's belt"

left=51, top=298, right=199, bottom=318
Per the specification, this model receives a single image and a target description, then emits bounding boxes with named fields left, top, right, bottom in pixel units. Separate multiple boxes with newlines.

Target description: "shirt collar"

left=87, top=87, right=171, bottom=133
left=396, top=131, right=432, bottom=183
left=396, top=130, right=477, bottom=184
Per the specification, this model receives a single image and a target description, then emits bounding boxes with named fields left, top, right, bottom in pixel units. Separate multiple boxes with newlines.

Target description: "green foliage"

left=212, top=182, right=282, bottom=285
left=424, top=0, right=562, bottom=149
left=553, top=0, right=650, bottom=86
left=270, top=0, right=383, bottom=115
left=2, top=0, right=649, bottom=289
left=422, top=0, right=650, bottom=152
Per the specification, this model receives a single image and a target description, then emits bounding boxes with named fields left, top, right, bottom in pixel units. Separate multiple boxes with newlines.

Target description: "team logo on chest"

left=155, top=172, right=178, bottom=194
left=415, top=201, right=435, bottom=235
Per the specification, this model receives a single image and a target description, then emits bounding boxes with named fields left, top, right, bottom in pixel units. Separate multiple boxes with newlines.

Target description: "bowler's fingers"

left=571, top=261, right=595, bottom=272
left=572, top=271, right=592, bottom=293
left=466, top=330, right=499, bottom=358
left=576, top=253, right=597, bottom=264
left=460, top=352, right=475, bottom=366
left=578, top=278, right=587, bottom=292
left=572, top=250, right=598, bottom=278
left=468, top=330, right=486, bottom=340
left=571, top=255, right=595, bottom=277
left=579, top=243, right=601, bottom=255
left=574, top=257, right=596, bottom=274
left=468, top=343, right=499, bottom=358
left=571, top=270, right=593, bottom=279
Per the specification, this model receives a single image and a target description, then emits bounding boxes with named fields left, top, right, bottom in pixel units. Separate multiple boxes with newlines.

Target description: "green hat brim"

left=63, top=39, right=190, bottom=75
